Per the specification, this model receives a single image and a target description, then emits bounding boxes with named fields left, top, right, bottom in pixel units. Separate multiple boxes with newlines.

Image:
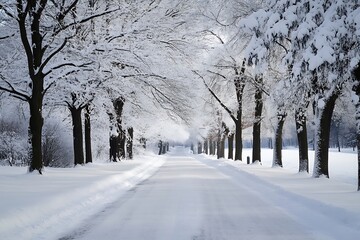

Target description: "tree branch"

left=44, top=61, right=93, bottom=76
left=274, top=40, right=288, bottom=54
left=0, top=34, right=15, bottom=40
left=193, top=71, right=237, bottom=123
left=42, top=81, right=56, bottom=97
left=17, top=0, right=35, bottom=78
left=0, top=77, right=30, bottom=102
left=0, top=4, right=17, bottom=19
left=52, top=7, right=120, bottom=37
left=39, top=38, right=68, bottom=74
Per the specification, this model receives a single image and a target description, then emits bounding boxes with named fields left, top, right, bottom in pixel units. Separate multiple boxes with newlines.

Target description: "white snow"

left=0, top=147, right=360, bottom=240
left=0, top=153, right=165, bottom=240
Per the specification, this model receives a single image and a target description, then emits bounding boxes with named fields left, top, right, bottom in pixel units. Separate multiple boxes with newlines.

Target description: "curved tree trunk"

left=252, top=78, right=263, bottom=163
left=273, top=111, right=286, bottom=167
left=295, top=108, right=309, bottom=172
left=70, top=107, right=84, bottom=166
left=313, top=92, right=339, bottom=178
left=84, top=105, right=92, bottom=163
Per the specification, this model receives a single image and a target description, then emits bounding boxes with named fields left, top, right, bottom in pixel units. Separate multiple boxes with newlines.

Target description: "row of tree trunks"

left=158, top=141, right=170, bottom=155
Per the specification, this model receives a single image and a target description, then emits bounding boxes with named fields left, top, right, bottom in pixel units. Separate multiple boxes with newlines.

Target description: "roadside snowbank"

left=0, top=153, right=165, bottom=240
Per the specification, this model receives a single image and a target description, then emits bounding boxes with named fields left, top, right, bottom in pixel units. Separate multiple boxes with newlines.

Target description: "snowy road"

left=60, top=148, right=359, bottom=240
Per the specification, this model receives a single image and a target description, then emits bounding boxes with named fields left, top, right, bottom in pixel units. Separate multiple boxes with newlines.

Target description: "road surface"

left=60, top=147, right=358, bottom=240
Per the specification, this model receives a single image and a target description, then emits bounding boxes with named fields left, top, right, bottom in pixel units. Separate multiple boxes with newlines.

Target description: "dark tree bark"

left=84, top=105, right=92, bottom=163
left=28, top=77, right=44, bottom=173
left=219, top=135, right=225, bottom=159
left=313, top=92, right=339, bottom=178
left=351, top=62, right=360, bottom=191
left=204, top=139, right=208, bottom=154
left=126, top=127, right=133, bottom=159
left=198, top=142, right=202, bottom=154
left=209, top=139, right=214, bottom=155
left=212, top=141, right=217, bottom=156
left=252, top=77, right=263, bottom=163
left=69, top=106, right=84, bottom=165
left=234, top=74, right=245, bottom=161
left=110, top=97, right=125, bottom=160
left=159, top=140, right=163, bottom=155
left=228, top=133, right=234, bottom=160
left=162, top=144, right=166, bottom=154
left=273, top=111, right=286, bottom=167
left=295, top=108, right=309, bottom=172
left=109, top=134, right=118, bottom=161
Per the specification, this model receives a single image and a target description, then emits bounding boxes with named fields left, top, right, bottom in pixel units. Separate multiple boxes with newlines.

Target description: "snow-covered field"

left=0, top=147, right=359, bottom=240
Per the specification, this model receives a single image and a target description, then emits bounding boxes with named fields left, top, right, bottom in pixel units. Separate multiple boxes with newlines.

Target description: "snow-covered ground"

left=0, top=147, right=359, bottom=240
left=0, top=153, right=166, bottom=240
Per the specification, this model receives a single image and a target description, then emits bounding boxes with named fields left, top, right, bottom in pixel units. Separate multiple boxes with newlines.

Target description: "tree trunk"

left=108, top=113, right=118, bottom=162
left=357, top=130, right=360, bottom=191
left=204, top=139, right=208, bottom=154
left=252, top=79, right=263, bottom=163
left=113, top=97, right=125, bottom=160
left=159, top=141, right=163, bottom=155
left=219, top=136, right=225, bottom=159
left=70, top=107, right=84, bottom=165
left=228, top=133, right=234, bottom=160
left=351, top=62, right=360, bottom=190
left=126, top=127, right=133, bottom=159
left=84, top=105, right=92, bottom=163
left=234, top=67, right=245, bottom=161
left=313, top=92, right=339, bottom=178
left=198, top=141, right=202, bottom=154
left=213, top=141, right=217, bottom=156
left=217, top=130, right=221, bottom=159
left=109, top=134, right=117, bottom=162
left=209, top=139, right=213, bottom=155
left=119, top=130, right=126, bottom=159
left=28, top=78, right=44, bottom=173
left=234, top=122, right=242, bottom=161
left=295, top=108, right=309, bottom=172
left=273, top=111, right=286, bottom=167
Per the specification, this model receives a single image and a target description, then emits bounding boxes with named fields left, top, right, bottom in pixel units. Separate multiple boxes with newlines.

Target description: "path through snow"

left=60, top=147, right=359, bottom=240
